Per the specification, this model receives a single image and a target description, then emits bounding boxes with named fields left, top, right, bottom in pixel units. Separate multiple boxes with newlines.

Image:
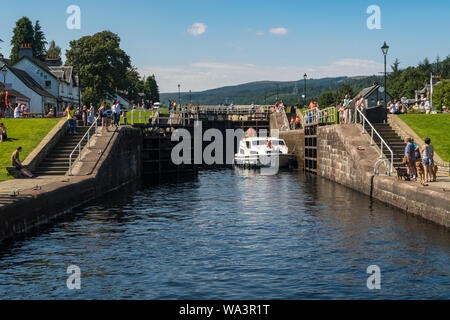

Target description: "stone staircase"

left=364, top=122, right=405, bottom=172
left=34, top=127, right=91, bottom=176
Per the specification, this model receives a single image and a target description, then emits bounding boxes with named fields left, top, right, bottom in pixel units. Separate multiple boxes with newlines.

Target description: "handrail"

left=302, top=107, right=336, bottom=126
left=355, top=108, right=394, bottom=174
left=69, top=117, right=99, bottom=176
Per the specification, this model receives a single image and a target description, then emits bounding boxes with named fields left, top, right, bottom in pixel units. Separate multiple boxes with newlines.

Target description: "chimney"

left=45, top=55, right=61, bottom=67
left=19, top=43, right=33, bottom=59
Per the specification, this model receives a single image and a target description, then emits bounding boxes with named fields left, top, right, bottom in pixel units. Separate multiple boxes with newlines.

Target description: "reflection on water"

left=0, top=169, right=448, bottom=299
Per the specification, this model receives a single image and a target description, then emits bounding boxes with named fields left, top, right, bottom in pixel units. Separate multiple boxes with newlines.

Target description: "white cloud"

left=139, top=58, right=383, bottom=93
left=187, top=23, right=207, bottom=36
left=269, top=27, right=287, bottom=35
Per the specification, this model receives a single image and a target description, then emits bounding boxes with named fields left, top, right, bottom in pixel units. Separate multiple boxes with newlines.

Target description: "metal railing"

left=355, top=108, right=394, bottom=174
left=130, top=107, right=270, bottom=125
left=302, top=107, right=336, bottom=126
left=69, top=117, right=99, bottom=176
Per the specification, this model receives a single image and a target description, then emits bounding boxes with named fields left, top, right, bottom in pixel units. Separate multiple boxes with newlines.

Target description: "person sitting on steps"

left=11, top=146, right=34, bottom=178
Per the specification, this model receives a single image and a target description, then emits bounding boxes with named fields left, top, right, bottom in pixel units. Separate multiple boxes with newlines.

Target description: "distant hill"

left=160, top=75, right=383, bottom=106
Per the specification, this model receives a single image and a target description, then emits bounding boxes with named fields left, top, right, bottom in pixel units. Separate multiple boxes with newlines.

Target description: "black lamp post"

left=189, top=90, right=192, bottom=105
left=303, top=73, right=307, bottom=107
left=178, top=84, right=181, bottom=107
left=75, top=43, right=82, bottom=111
left=381, top=42, right=389, bottom=107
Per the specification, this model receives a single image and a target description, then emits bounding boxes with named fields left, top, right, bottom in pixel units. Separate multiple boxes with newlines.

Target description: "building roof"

left=15, top=56, right=57, bottom=80
left=0, top=83, right=31, bottom=101
left=7, top=66, right=56, bottom=99
left=49, top=66, right=73, bottom=84
left=357, top=84, right=391, bottom=99
left=358, top=85, right=379, bottom=98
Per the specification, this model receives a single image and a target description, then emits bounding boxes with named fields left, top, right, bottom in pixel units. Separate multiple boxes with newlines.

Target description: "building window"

left=45, top=80, right=51, bottom=88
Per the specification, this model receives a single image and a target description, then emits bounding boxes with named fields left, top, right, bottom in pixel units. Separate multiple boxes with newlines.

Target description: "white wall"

left=14, top=58, right=58, bottom=98
left=4, top=68, right=44, bottom=113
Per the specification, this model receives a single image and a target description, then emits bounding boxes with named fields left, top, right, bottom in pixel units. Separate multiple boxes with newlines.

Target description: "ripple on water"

left=0, top=170, right=448, bottom=299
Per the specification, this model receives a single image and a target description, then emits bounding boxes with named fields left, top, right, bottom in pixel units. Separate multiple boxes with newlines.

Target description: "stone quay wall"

left=0, top=127, right=142, bottom=242
left=317, top=124, right=449, bottom=228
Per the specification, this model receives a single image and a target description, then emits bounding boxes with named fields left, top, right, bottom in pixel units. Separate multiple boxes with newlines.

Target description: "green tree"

left=46, top=40, right=62, bottom=64
left=144, top=75, right=160, bottom=103
left=391, top=58, right=401, bottom=76
left=432, top=79, right=450, bottom=111
left=318, top=90, right=335, bottom=107
left=125, top=68, right=144, bottom=104
left=335, top=83, right=354, bottom=101
left=65, top=31, right=132, bottom=105
left=33, top=20, right=47, bottom=61
left=10, top=17, right=34, bottom=64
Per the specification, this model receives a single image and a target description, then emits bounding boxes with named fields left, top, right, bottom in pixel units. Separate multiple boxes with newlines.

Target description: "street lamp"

left=189, top=90, right=192, bottom=105
left=178, top=84, right=181, bottom=108
left=381, top=42, right=389, bottom=107
left=75, top=43, right=82, bottom=111
left=303, top=73, right=307, bottom=107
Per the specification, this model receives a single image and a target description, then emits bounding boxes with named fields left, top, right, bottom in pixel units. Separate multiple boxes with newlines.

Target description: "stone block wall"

left=317, top=124, right=449, bottom=228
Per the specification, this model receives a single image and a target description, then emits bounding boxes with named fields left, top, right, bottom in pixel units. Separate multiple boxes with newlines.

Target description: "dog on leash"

left=416, top=161, right=425, bottom=182
left=432, top=164, right=438, bottom=181
left=397, top=167, right=409, bottom=180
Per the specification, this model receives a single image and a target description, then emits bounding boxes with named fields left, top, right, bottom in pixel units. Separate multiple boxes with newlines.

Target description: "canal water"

left=0, top=169, right=448, bottom=299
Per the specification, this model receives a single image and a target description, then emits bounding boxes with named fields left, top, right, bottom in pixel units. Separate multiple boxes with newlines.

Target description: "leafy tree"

left=440, top=55, right=450, bottom=79
left=33, top=20, right=47, bottom=61
left=335, top=83, right=354, bottom=101
left=318, top=90, right=335, bottom=107
left=144, top=75, right=160, bottom=103
left=125, top=68, right=144, bottom=104
left=10, top=17, right=34, bottom=64
left=65, top=31, right=132, bottom=105
left=433, top=56, right=442, bottom=75
left=391, top=58, right=401, bottom=76
left=432, top=79, right=450, bottom=111
left=418, top=58, right=432, bottom=75
left=46, top=40, right=62, bottom=64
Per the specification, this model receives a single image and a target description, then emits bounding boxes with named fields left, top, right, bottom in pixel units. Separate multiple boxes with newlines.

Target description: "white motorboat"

left=234, top=136, right=294, bottom=168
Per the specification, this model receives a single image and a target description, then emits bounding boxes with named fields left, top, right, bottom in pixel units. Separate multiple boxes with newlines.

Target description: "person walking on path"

left=65, top=104, right=77, bottom=134
left=422, top=138, right=435, bottom=183
left=11, top=147, right=34, bottom=178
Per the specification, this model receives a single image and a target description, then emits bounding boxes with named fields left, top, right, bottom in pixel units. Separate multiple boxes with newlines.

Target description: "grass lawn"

left=398, top=114, right=450, bottom=162
left=0, top=118, right=61, bottom=182
left=125, top=109, right=170, bottom=124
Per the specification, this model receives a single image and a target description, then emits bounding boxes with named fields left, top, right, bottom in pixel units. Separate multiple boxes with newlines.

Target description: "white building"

left=12, top=45, right=80, bottom=113
left=0, top=61, right=56, bottom=114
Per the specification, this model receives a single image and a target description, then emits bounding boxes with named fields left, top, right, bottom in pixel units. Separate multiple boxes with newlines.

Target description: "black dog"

left=397, top=167, right=409, bottom=181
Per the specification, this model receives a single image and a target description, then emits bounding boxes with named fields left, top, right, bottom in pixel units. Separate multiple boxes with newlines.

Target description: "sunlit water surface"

left=0, top=170, right=448, bottom=299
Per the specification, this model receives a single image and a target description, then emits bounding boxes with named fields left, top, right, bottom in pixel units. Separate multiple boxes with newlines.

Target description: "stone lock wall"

left=317, top=124, right=449, bottom=228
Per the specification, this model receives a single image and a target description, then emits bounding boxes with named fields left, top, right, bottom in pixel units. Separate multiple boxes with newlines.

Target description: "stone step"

left=34, top=171, right=67, bottom=176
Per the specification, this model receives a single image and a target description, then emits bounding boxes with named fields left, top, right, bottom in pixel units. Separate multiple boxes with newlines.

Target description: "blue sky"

left=1, top=0, right=449, bottom=92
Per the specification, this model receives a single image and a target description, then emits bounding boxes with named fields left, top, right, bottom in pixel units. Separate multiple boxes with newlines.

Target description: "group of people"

left=273, top=101, right=285, bottom=112
left=404, top=137, right=436, bottom=185
left=387, top=100, right=407, bottom=114
left=336, top=95, right=366, bottom=124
